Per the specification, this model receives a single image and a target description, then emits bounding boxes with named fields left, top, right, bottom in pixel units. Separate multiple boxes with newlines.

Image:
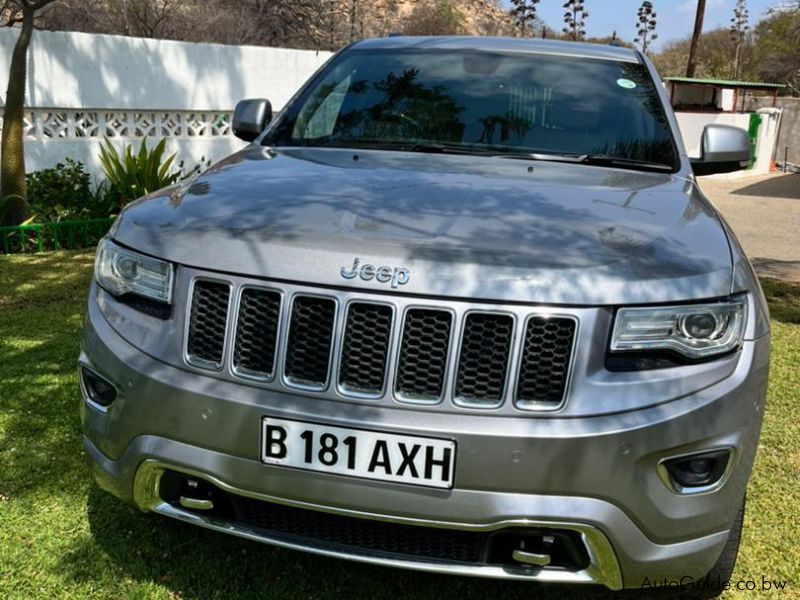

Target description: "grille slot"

left=339, top=303, right=394, bottom=395
left=284, top=296, right=337, bottom=388
left=455, top=313, right=514, bottom=406
left=395, top=309, right=453, bottom=402
left=515, top=316, right=577, bottom=407
left=232, top=494, right=485, bottom=564
left=186, top=280, right=230, bottom=368
left=233, top=288, right=282, bottom=379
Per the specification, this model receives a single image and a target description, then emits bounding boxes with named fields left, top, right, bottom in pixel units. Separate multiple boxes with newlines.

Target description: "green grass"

left=761, top=278, right=800, bottom=324
left=1, top=251, right=798, bottom=599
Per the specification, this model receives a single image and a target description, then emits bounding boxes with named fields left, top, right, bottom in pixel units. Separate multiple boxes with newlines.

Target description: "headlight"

left=95, top=238, right=174, bottom=303
left=610, top=299, right=746, bottom=359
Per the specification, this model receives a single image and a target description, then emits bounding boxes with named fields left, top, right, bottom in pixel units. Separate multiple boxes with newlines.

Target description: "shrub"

left=99, top=138, right=181, bottom=206
left=26, top=158, right=110, bottom=222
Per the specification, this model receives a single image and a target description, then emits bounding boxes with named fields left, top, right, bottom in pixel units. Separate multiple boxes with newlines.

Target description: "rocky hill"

left=341, top=0, right=520, bottom=41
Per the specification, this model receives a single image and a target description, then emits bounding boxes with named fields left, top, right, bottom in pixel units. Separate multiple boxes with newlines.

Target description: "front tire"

left=625, top=497, right=745, bottom=599
left=672, top=497, right=746, bottom=599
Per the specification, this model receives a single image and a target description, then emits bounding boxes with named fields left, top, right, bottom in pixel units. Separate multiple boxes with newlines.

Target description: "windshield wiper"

left=578, top=154, right=674, bottom=172
left=497, top=151, right=673, bottom=172
left=299, top=138, right=399, bottom=150
left=404, top=142, right=496, bottom=156
left=296, top=139, right=496, bottom=156
left=495, top=151, right=585, bottom=163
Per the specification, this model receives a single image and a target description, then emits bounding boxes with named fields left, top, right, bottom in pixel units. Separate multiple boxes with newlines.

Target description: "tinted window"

left=267, top=49, right=677, bottom=167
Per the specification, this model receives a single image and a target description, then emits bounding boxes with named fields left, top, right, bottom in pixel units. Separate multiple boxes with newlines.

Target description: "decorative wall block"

left=15, top=109, right=233, bottom=141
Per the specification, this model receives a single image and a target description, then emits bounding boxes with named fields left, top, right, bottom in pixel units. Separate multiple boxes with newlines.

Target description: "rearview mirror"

left=233, top=99, right=273, bottom=142
left=691, top=124, right=750, bottom=176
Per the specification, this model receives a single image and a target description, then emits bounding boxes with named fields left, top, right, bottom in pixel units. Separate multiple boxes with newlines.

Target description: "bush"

left=99, top=138, right=182, bottom=206
left=26, top=158, right=112, bottom=222
left=22, top=141, right=211, bottom=226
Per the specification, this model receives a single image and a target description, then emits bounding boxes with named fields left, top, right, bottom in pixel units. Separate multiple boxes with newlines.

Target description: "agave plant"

left=99, top=138, right=181, bottom=206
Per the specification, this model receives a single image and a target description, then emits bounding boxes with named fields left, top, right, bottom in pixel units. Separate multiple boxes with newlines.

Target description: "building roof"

left=353, top=36, right=642, bottom=63
left=664, top=76, right=786, bottom=90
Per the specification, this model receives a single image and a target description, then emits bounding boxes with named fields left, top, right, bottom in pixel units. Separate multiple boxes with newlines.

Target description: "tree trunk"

left=732, top=40, right=742, bottom=80
left=686, top=0, right=706, bottom=78
left=349, top=0, right=356, bottom=42
left=573, top=6, right=580, bottom=40
left=1, top=7, right=34, bottom=226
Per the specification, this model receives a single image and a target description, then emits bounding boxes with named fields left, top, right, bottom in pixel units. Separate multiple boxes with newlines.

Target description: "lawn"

left=0, top=250, right=798, bottom=599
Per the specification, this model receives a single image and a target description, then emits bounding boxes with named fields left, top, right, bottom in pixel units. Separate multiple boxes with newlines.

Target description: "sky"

left=503, top=0, right=776, bottom=50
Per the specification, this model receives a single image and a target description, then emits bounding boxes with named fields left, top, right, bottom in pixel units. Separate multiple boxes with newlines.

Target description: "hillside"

left=348, top=0, right=519, bottom=40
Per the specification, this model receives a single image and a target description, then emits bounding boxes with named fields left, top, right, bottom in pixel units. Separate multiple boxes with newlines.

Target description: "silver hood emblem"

left=340, top=258, right=410, bottom=288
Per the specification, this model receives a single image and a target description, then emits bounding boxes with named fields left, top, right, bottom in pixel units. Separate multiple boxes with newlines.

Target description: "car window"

left=268, top=49, right=677, bottom=167
left=293, top=74, right=351, bottom=139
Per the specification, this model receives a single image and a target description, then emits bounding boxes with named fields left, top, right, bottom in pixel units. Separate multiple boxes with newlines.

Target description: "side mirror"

left=691, top=124, right=750, bottom=176
left=233, top=99, right=272, bottom=142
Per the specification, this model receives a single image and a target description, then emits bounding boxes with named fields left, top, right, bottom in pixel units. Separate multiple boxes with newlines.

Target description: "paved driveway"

left=699, top=173, right=800, bottom=283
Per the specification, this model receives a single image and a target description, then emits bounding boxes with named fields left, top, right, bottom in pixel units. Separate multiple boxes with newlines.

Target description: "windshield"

left=266, top=49, right=678, bottom=169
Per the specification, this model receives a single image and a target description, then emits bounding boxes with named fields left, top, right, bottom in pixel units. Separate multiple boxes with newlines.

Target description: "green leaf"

left=96, top=137, right=183, bottom=205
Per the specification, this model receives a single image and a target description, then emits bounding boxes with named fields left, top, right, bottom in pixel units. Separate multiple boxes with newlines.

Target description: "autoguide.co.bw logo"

left=641, top=574, right=790, bottom=593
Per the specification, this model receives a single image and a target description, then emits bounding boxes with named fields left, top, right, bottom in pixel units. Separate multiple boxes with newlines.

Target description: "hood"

left=111, top=146, right=733, bottom=305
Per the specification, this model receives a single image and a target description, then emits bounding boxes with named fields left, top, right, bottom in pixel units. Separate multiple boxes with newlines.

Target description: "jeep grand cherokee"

left=80, top=37, right=769, bottom=596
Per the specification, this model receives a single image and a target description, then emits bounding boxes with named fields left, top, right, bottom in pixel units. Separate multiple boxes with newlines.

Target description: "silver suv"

left=80, top=37, right=769, bottom=596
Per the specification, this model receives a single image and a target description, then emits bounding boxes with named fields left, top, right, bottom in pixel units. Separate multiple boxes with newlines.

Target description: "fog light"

left=661, top=449, right=732, bottom=493
left=80, top=367, right=117, bottom=407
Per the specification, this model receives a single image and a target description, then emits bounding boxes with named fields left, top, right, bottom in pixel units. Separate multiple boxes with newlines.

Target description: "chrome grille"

left=186, top=280, right=230, bottom=368
left=455, top=313, right=514, bottom=406
left=185, top=276, right=578, bottom=411
left=395, top=309, right=453, bottom=402
left=284, top=296, right=337, bottom=388
left=339, top=302, right=394, bottom=395
left=233, top=288, right=281, bottom=379
left=516, top=316, right=577, bottom=408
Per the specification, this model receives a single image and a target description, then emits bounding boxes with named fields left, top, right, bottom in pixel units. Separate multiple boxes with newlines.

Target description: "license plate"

left=260, top=417, right=456, bottom=490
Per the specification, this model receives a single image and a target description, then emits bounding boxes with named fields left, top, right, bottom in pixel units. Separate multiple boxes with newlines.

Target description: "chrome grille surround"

left=182, top=271, right=580, bottom=413
left=184, top=278, right=233, bottom=371
left=394, top=307, right=456, bottom=405
left=231, top=285, right=284, bottom=382
left=516, top=314, right=578, bottom=410
left=453, top=310, right=517, bottom=409
left=282, top=294, right=338, bottom=391
left=337, top=300, right=396, bottom=399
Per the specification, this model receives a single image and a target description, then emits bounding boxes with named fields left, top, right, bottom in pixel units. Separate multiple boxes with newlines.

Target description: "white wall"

left=0, top=29, right=333, bottom=178
left=720, top=89, right=735, bottom=112
left=753, top=108, right=782, bottom=176
left=0, top=28, right=332, bottom=110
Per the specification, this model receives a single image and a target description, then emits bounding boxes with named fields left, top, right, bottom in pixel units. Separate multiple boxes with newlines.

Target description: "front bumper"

left=80, top=292, right=769, bottom=590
